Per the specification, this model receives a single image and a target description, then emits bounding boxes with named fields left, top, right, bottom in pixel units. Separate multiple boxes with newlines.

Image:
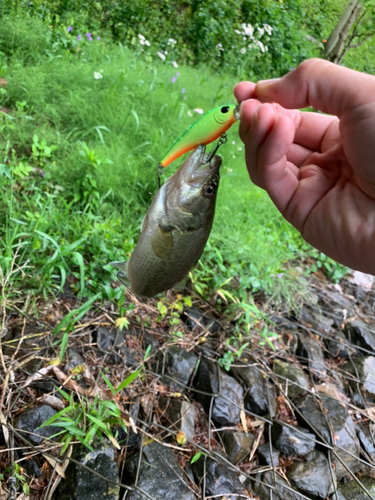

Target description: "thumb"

left=255, top=58, right=375, bottom=118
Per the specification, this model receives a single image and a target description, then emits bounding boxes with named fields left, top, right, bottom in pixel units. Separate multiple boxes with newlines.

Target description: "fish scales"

left=110, top=145, right=221, bottom=297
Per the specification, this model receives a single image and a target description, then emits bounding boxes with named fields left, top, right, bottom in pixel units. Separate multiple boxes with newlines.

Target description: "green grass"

left=0, top=16, right=348, bottom=310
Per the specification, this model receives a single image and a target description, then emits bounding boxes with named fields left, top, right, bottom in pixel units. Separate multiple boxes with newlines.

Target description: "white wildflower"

left=168, top=38, right=177, bottom=45
left=145, top=40, right=150, bottom=46
left=238, top=147, right=242, bottom=151
left=172, top=60, right=178, bottom=68
left=257, top=27, right=265, bottom=37
left=194, top=108, right=204, bottom=114
left=94, top=71, right=102, bottom=79
left=138, top=34, right=145, bottom=40
left=257, top=40, right=266, bottom=53
left=232, top=141, right=235, bottom=145
left=216, top=43, right=224, bottom=51
left=187, top=110, right=193, bottom=117
left=263, top=24, right=273, bottom=35
left=240, top=47, right=246, bottom=54
left=157, top=51, right=166, bottom=61
left=164, top=50, right=168, bottom=55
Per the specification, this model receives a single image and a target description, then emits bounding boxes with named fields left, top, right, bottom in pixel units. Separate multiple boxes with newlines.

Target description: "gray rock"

left=273, top=360, right=309, bottom=398
left=337, top=476, right=375, bottom=499
left=297, top=334, right=327, bottom=378
left=66, top=347, right=85, bottom=370
left=300, top=305, right=335, bottom=332
left=53, top=438, right=119, bottom=500
left=257, top=443, right=280, bottom=467
left=232, top=363, right=276, bottom=416
left=96, top=327, right=142, bottom=366
left=184, top=306, right=219, bottom=333
left=271, top=422, right=316, bottom=456
left=287, top=450, right=335, bottom=499
left=193, top=358, right=243, bottom=426
left=220, top=430, right=254, bottom=464
left=326, top=331, right=356, bottom=359
left=123, top=441, right=195, bottom=500
left=344, top=319, right=375, bottom=353
left=295, top=393, right=360, bottom=479
left=159, top=347, right=198, bottom=388
left=15, top=405, right=61, bottom=445
left=342, top=357, right=375, bottom=396
left=191, top=454, right=244, bottom=499
left=115, top=401, right=140, bottom=447
left=357, top=422, right=375, bottom=463
left=159, top=398, right=197, bottom=443
left=253, top=470, right=305, bottom=500
left=142, top=332, right=159, bottom=352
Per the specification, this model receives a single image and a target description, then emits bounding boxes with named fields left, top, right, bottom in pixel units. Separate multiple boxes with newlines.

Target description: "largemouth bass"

left=110, top=145, right=221, bottom=297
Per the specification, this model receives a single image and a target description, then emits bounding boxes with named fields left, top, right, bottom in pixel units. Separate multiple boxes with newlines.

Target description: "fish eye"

left=220, top=106, right=230, bottom=114
left=203, top=183, right=216, bottom=197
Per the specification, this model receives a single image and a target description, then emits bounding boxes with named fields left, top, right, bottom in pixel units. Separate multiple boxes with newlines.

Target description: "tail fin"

left=109, top=261, right=130, bottom=287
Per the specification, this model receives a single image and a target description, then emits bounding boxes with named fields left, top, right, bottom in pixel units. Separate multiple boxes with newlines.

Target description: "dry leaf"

left=176, top=431, right=186, bottom=445
left=240, top=409, right=248, bottom=433
left=37, top=394, right=65, bottom=411
left=42, top=455, right=66, bottom=479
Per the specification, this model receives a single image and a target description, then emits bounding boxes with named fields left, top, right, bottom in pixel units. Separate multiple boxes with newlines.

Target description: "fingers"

left=234, top=81, right=256, bottom=103
left=240, top=100, right=300, bottom=213
left=254, top=58, right=375, bottom=117
left=237, top=96, right=339, bottom=154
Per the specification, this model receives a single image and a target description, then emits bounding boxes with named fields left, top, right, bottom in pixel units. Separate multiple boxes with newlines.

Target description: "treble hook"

left=149, top=164, right=163, bottom=196
left=203, top=133, right=228, bottom=164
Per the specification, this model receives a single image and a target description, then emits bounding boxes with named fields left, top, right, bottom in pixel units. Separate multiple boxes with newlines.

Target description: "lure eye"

left=203, top=183, right=216, bottom=198
left=220, top=106, right=230, bottom=114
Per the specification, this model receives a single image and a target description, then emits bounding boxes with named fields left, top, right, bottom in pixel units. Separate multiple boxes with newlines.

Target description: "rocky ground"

left=2, top=272, right=375, bottom=500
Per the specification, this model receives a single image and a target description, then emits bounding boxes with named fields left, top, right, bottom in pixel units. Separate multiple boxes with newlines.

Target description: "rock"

left=15, top=405, right=61, bottom=445
left=158, top=347, right=198, bottom=388
left=287, top=450, right=335, bottom=499
left=184, top=306, right=220, bottom=333
left=253, top=470, right=304, bottom=500
left=193, top=358, right=243, bottom=426
left=273, top=360, right=309, bottom=398
left=271, top=422, right=316, bottom=456
left=52, top=438, right=119, bottom=500
left=300, top=305, right=335, bottom=332
left=325, top=331, right=356, bottom=359
left=297, top=334, right=327, bottom=378
left=344, top=319, right=375, bottom=353
left=257, top=443, right=280, bottom=467
left=231, top=363, right=276, bottom=417
left=270, top=315, right=299, bottom=331
left=123, top=441, right=195, bottom=500
left=95, top=327, right=142, bottom=366
left=295, top=393, right=360, bottom=479
left=337, top=476, right=375, bottom=499
left=159, top=398, right=196, bottom=443
left=220, top=430, right=254, bottom=464
left=191, top=454, right=244, bottom=499
left=342, top=357, right=375, bottom=396
left=357, top=422, right=375, bottom=463
left=142, top=332, right=159, bottom=352
left=66, top=347, right=85, bottom=370
left=115, top=401, right=140, bottom=447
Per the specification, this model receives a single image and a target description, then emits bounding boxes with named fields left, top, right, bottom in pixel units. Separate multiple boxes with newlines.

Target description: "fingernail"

left=257, top=78, right=280, bottom=85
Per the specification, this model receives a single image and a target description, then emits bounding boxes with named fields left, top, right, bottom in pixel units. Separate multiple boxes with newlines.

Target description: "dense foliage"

left=0, top=0, right=345, bottom=78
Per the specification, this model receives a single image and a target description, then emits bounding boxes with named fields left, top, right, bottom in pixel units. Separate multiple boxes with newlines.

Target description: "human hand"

left=234, top=58, right=375, bottom=274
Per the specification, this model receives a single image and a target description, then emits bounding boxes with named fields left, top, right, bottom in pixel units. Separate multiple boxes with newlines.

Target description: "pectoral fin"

left=109, top=261, right=131, bottom=286
left=151, top=224, right=174, bottom=259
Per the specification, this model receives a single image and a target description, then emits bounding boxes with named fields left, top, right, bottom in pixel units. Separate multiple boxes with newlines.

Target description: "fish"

left=159, top=104, right=240, bottom=168
left=110, top=145, right=221, bottom=298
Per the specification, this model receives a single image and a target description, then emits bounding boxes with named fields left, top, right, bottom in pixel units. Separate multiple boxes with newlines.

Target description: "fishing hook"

left=203, top=133, right=228, bottom=164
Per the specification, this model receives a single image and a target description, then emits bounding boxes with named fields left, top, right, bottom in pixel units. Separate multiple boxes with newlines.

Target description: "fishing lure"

left=159, top=104, right=241, bottom=168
